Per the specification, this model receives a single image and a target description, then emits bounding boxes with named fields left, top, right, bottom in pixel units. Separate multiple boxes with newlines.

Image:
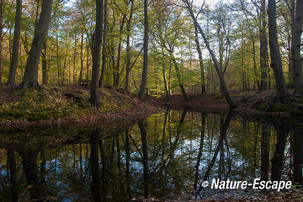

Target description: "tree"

left=90, top=0, right=103, bottom=107
left=138, top=0, right=149, bottom=99
left=124, top=0, right=135, bottom=91
left=260, top=0, right=269, bottom=91
left=268, top=0, right=289, bottom=102
left=99, top=0, right=107, bottom=88
left=17, top=0, right=53, bottom=89
left=183, top=0, right=238, bottom=108
left=292, top=0, right=303, bottom=95
left=7, top=0, right=22, bottom=85
left=0, top=0, right=3, bottom=85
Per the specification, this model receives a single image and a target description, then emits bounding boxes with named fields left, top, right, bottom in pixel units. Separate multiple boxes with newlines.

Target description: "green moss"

left=0, top=86, right=138, bottom=122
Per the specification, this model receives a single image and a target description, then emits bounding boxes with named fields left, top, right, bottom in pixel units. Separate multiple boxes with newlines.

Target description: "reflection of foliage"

left=0, top=110, right=294, bottom=200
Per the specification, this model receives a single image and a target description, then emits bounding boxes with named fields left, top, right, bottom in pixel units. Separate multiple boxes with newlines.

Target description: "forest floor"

left=1, top=85, right=303, bottom=128
left=0, top=84, right=160, bottom=128
left=148, top=89, right=303, bottom=117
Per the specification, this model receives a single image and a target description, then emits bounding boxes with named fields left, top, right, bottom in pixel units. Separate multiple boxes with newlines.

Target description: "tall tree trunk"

left=169, top=51, right=188, bottom=99
left=194, top=25, right=206, bottom=94
left=184, top=0, right=237, bottom=108
left=260, top=0, right=268, bottom=91
left=124, top=0, right=134, bottom=91
left=99, top=0, right=107, bottom=88
left=138, top=0, right=149, bottom=99
left=79, top=32, right=84, bottom=83
left=17, top=0, right=52, bottom=89
left=42, top=42, right=48, bottom=84
left=7, top=0, right=22, bottom=85
left=90, top=0, right=103, bottom=107
left=268, top=0, right=289, bottom=102
left=114, top=15, right=126, bottom=87
left=292, top=0, right=303, bottom=95
left=0, top=0, right=3, bottom=85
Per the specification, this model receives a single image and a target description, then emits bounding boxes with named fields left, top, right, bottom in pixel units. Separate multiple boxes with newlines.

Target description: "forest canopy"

left=0, top=0, right=302, bottom=106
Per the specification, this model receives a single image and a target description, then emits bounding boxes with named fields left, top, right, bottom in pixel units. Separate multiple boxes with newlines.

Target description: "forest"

left=0, top=0, right=302, bottom=107
left=0, top=0, right=303, bottom=201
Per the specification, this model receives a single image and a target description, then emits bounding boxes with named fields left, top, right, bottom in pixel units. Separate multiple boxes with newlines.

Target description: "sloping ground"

left=0, top=85, right=160, bottom=128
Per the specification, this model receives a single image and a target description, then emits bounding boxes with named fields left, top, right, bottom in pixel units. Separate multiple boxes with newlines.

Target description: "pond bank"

left=148, top=90, right=303, bottom=117
left=0, top=85, right=161, bottom=128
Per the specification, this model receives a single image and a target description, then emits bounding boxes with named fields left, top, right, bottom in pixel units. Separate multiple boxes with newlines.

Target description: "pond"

left=0, top=109, right=302, bottom=201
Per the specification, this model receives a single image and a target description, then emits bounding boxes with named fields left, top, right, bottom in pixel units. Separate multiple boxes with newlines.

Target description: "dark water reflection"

left=0, top=109, right=302, bottom=201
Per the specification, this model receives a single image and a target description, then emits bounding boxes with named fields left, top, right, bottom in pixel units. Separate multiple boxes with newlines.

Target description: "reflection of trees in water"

left=1, top=112, right=302, bottom=200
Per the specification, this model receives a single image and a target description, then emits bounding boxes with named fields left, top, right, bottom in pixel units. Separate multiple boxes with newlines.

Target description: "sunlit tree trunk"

left=194, top=26, right=206, bottom=94
left=17, top=0, right=52, bottom=89
left=184, top=0, right=237, bottom=108
left=138, top=0, right=149, bottom=99
left=7, top=0, right=22, bottom=85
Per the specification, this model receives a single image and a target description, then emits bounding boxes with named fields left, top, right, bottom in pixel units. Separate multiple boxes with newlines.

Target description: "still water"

left=0, top=109, right=302, bottom=201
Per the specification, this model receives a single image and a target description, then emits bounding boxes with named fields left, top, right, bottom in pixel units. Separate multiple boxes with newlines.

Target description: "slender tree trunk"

left=268, top=0, right=289, bottom=102
left=292, top=0, right=303, bottom=95
left=138, top=0, right=149, bottom=99
left=7, top=0, right=22, bottom=85
left=184, top=0, right=237, bottom=108
left=124, top=0, right=134, bottom=91
left=17, top=0, right=53, bottom=89
left=42, top=42, right=48, bottom=84
left=90, top=0, right=103, bottom=107
left=99, top=0, right=107, bottom=88
left=194, top=25, right=206, bottom=94
left=114, top=15, right=126, bottom=87
left=169, top=51, right=188, bottom=99
left=161, top=50, right=170, bottom=100
left=260, top=0, right=268, bottom=91
left=79, top=32, right=84, bottom=83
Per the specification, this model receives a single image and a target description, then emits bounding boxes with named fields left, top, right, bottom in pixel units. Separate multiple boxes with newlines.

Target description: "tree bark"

left=194, top=25, right=206, bottom=94
left=138, top=0, right=149, bottom=99
left=184, top=0, right=237, bottom=108
left=99, top=0, right=107, bottom=88
left=42, top=42, right=48, bottom=84
left=260, top=0, right=269, bottom=91
left=292, top=0, right=303, bottom=95
left=17, top=0, right=52, bottom=89
left=268, top=0, right=289, bottom=102
left=0, top=0, right=3, bottom=85
left=7, top=0, right=22, bottom=85
left=90, top=0, right=103, bottom=107
left=124, top=0, right=134, bottom=91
